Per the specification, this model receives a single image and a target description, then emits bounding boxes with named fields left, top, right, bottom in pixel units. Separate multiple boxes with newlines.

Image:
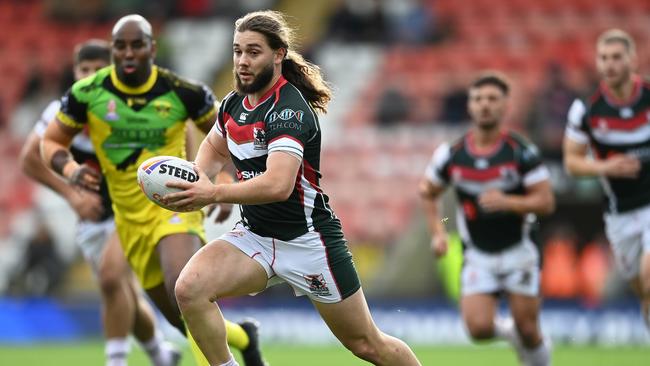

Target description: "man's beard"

left=234, top=62, right=274, bottom=95
left=117, top=64, right=150, bottom=87
left=477, top=118, right=499, bottom=131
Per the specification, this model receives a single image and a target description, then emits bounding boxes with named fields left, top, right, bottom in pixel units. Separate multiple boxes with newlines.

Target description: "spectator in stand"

left=527, top=62, right=579, bottom=161
left=375, top=82, right=411, bottom=127
left=327, top=0, right=388, bottom=43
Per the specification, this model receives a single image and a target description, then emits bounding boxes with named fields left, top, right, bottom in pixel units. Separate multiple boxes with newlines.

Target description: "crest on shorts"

left=227, top=229, right=246, bottom=237
left=303, top=273, right=331, bottom=297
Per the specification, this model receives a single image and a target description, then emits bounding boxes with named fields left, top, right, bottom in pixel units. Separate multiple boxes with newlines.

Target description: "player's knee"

left=174, top=270, right=203, bottom=311
left=342, top=335, right=380, bottom=362
left=516, top=321, right=540, bottom=345
left=98, top=265, right=124, bottom=296
left=465, top=318, right=494, bottom=340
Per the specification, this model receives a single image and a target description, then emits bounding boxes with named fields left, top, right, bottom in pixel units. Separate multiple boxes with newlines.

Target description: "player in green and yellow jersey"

left=41, top=14, right=267, bottom=366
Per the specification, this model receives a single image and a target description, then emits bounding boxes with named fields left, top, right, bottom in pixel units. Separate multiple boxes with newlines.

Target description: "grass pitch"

left=0, top=342, right=648, bottom=365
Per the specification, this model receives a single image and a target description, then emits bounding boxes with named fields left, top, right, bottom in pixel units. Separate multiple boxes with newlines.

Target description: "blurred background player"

left=420, top=72, right=554, bottom=366
left=39, top=15, right=266, bottom=366
left=165, top=10, right=421, bottom=366
left=564, top=29, right=650, bottom=333
left=19, top=39, right=180, bottom=366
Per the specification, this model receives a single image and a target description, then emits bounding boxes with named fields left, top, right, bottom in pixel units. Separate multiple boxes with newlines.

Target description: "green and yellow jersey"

left=57, top=65, right=217, bottom=224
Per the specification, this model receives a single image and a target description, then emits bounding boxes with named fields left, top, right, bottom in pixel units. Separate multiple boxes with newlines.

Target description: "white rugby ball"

left=137, top=155, right=198, bottom=210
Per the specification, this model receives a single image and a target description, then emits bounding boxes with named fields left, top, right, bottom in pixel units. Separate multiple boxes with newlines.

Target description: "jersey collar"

left=600, top=74, right=642, bottom=107
left=244, top=75, right=287, bottom=110
left=110, top=65, right=158, bottom=95
left=465, top=130, right=506, bottom=157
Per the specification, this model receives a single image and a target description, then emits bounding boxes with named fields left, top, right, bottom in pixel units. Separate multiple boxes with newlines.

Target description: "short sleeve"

left=57, top=87, right=88, bottom=129
left=34, top=100, right=61, bottom=137
left=424, top=143, right=452, bottom=186
left=212, top=91, right=236, bottom=138
left=265, top=104, right=316, bottom=160
left=178, top=82, right=218, bottom=126
left=565, top=98, right=589, bottom=145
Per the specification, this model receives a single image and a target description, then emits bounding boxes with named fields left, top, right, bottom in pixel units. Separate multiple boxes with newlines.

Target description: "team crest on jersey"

left=153, top=100, right=172, bottom=118
left=105, top=99, right=119, bottom=121
left=597, top=118, right=609, bottom=132
left=474, top=158, right=489, bottom=169
left=303, top=274, right=331, bottom=296
left=500, top=166, right=518, bottom=184
left=620, top=107, right=633, bottom=119
left=253, top=127, right=267, bottom=150
left=238, top=112, right=248, bottom=122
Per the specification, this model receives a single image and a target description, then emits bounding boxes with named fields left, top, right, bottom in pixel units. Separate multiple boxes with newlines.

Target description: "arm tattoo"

left=51, top=149, right=72, bottom=176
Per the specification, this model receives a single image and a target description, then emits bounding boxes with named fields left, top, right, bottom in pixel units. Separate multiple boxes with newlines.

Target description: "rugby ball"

left=137, top=156, right=198, bottom=210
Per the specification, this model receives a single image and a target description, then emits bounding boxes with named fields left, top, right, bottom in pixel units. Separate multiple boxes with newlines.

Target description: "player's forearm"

left=503, top=192, right=555, bottom=216
left=195, top=136, right=229, bottom=180
left=213, top=171, right=293, bottom=205
left=40, top=138, right=79, bottom=179
left=564, top=153, right=606, bottom=177
left=20, top=138, right=76, bottom=200
left=422, top=198, right=448, bottom=238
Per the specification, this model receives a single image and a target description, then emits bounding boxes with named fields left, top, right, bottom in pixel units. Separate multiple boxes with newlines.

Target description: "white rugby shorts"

left=604, top=204, right=650, bottom=280
left=462, top=240, right=540, bottom=297
left=218, top=222, right=360, bottom=303
left=76, top=218, right=115, bottom=272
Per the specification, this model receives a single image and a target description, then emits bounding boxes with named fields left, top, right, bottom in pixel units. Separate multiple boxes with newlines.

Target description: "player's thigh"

left=146, top=283, right=184, bottom=331
left=311, top=288, right=381, bottom=344
left=177, top=239, right=268, bottom=300
left=99, top=230, right=130, bottom=279
left=639, top=252, right=650, bottom=296
left=157, top=233, right=203, bottom=283
left=507, top=292, right=541, bottom=329
left=460, top=293, right=498, bottom=327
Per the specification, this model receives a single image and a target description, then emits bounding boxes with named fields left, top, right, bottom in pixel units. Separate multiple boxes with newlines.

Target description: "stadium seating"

left=320, top=0, right=650, bottom=244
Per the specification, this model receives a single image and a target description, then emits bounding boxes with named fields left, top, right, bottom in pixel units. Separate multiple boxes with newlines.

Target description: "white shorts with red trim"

left=218, top=222, right=360, bottom=303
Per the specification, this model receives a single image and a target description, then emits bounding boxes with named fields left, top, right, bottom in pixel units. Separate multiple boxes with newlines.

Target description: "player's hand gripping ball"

left=137, top=156, right=198, bottom=210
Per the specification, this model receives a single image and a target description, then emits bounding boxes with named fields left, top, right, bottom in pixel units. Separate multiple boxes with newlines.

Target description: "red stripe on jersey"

left=303, top=160, right=322, bottom=192
left=269, top=134, right=305, bottom=147
left=226, top=118, right=265, bottom=144
left=589, top=108, right=650, bottom=131
left=449, top=162, right=517, bottom=182
left=295, top=167, right=305, bottom=207
left=243, top=75, right=288, bottom=110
